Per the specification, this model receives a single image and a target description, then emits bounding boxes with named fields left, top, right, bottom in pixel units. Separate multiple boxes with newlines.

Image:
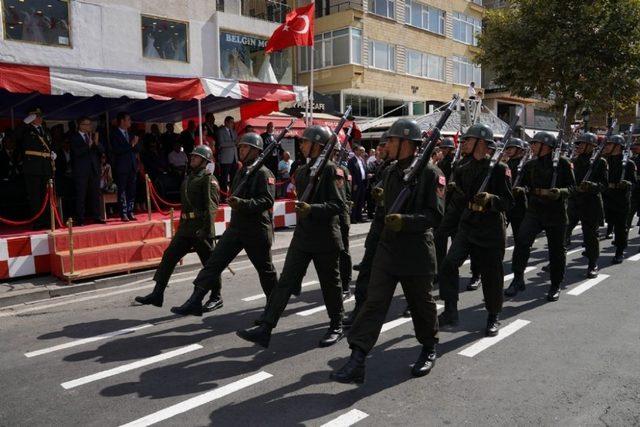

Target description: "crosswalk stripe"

left=119, top=371, right=273, bottom=427
left=504, top=266, right=536, bottom=282
left=24, top=324, right=154, bottom=358
left=458, top=319, right=531, bottom=358
left=296, top=296, right=356, bottom=316
left=61, top=344, right=203, bottom=389
left=380, top=304, right=444, bottom=332
left=242, top=280, right=319, bottom=302
left=321, top=409, right=369, bottom=427
left=627, top=253, right=640, bottom=262
left=567, top=274, right=610, bottom=296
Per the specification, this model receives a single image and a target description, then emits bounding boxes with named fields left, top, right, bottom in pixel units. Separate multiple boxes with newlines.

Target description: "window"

left=453, top=56, right=481, bottom=85
left=368, top=40, right=395, bottom=71
left=452, top=12, right=482, bottom=46
left=345, top=94, right=381, bottom=118
left=406, top=49, right=444, bottom=80
left=2, top=0, right=70, bottom=47
left=404, top=1, right=445, bottom=35
left=141, top=15, right=189, bottom=62
left=299, top=28, right=362, bottom=71
left=368, top=0, right=395, bottom=19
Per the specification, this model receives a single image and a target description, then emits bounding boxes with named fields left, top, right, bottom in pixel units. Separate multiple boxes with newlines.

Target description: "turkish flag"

left=265, top=3, right=314, bottom=53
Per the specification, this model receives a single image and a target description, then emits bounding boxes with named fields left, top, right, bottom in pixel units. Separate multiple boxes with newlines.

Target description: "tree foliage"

left=476, top=0, right=640, bottom=119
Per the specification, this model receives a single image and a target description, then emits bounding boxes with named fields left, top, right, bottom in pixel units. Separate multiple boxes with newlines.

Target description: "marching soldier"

left=332, top=148, right=353, bottom=300
left=21, top=108, right=54, bottom=229
left=565, top=132, right=608, bottom=277
left=170, top=133, right=278, bottom=316
left=602, top=134, right=637, bottom=264
left=134, top=145, right=220, bottom=308
left=236, top=125, right=347, bottom=349
left=438, top=124, right=514, bottom=336
left=331, top=119, right=444, bottom=383
left=505, top=132, right=576, bottom=301
left=437, top=137, right=456, bottom=180
left=627, top=137, right=640, bottom=232
left=504, top=138, right=528, bottom=237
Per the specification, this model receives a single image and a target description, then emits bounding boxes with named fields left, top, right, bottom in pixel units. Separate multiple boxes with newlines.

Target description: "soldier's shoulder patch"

left=268, top=177, right=275, bottom=185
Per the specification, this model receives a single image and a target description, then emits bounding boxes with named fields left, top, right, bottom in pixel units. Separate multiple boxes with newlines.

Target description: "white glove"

left=50, top=151, right=57, bottom=161
left=206, top=162, right=215, bottom=175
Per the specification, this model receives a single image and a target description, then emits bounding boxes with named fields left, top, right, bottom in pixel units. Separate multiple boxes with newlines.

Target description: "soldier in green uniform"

left=331, top=119, right=444, bottom=383
left=504, top=138, right=528, bottom=237
left=134, top=145, right=219, bottom=308
left=602, top=134, right=637, bottom=264
left=333, top=149, right=354, bottom=301
left=505, top=131, right=576, bottom=301
left=236, top=125, right=346, bottom=348
left=564, top=132, right=608, bottom=277
left=20, top=108, right=54, bottom=229
left=170, top=133, right=278, bottom=316
left=437, top=137, right=456, bottom=181
left=438, top=124, right=514, bottom=336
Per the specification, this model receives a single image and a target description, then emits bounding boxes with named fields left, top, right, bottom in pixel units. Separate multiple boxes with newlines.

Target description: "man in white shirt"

left=168, top=141, right=188, bottom=172
left=467, top=82, right=477, bottom=100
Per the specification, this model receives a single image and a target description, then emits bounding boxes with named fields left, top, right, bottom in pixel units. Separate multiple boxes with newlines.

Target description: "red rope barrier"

left=147, top=179, right=181, bottom=208
left=50, top=186, right=66, bottom=228
left=149, top=190, right=171, bottom=216
left=0, top=189, right=50, bottom=226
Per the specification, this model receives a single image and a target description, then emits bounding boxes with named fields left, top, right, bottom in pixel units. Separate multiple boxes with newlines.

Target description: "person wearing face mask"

left=171, top=133, right=278, bottom=316
left=437, top=124, right=514, bottom=337
left=505, top=132, right=576, bottom=301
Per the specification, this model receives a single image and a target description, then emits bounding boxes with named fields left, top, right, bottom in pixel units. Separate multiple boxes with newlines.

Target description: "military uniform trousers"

left=566, top=206, right=599, bottom=264
left=627, top=192, right=640, bottom=228
left=262, top=246, right=343, bottom=327
left=435, top=219, right=481, bottom=281
left=439, top=233, right=505, bottom=315
left=193, top=227, right=277, bottom=298
left=605, top=207, right=630, bottom=250
left=348, top=264, right=438, bottom=354
left=25, top=173, right=50, bottom=226
left=508, top=212, right=525, bottom=239
left=512, top=214, right=567, bottom=285
left=338, top=211, right=352, bottom=291
left=153, top=235, right=213, bottom=291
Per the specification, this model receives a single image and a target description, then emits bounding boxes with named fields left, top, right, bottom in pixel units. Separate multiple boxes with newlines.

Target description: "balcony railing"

left=315, top=1, right=364, bottom=18
left=241, top=0, right=291, bottom=23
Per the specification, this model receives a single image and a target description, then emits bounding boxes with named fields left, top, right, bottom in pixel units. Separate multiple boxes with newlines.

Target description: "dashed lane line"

left=321, top=409, right=369, bottom=427
left=567, top=275, right=610, bottom=296
left=296, top=296, right=355, bottom=316
left=242, top=280, right=319, bottom=302
left=458, top=319, right=531, bottom=358
left=504, top=266, right=537, bottom=282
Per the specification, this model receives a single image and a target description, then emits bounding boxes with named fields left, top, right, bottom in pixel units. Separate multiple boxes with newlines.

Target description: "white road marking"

left=119, top=371, right=273, bottom=427
left=61, top=344, right=202, bottom=389
left=24, top=324, right=154, bottom=358
left=296, top=296, right=355, bottom=316
left=458, top=319, right=531, bottom=358
left=627, top=253, right=640, bottom=262
left=321, top=409, right=369, bottom=427
left=242, top=280, right=319, bottom=302
left=504, top=266, right=536, bottom=282
left=380, top=304, right=443, bottom=332
left=567, top=274, right=610, bottom=296
left=567, top=248, right=582, bottom=256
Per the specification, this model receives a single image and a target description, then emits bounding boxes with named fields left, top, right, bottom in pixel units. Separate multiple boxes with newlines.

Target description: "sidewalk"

left=0, top=222, right=372, bottom=309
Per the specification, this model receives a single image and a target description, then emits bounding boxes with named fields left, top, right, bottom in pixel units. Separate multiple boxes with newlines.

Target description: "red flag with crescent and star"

left=265, top=3, right=315, bottom=53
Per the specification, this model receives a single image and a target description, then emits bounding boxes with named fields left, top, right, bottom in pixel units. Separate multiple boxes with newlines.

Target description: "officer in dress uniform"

left=331, top=119, right=444, bottom=383
left=505, top=131, right=576, bottom=301
left=170, top=133, right=278, bottom=316
left=504, top=138, right=528, bottom=237
left=565, top=132, right=608, bottom=277
left=236, top=125, right=347, bottom=349
left=134, top=145, right=219, bottom=308
left=438, top=124, right=514, bottom=337
left=602, top=134, right=637, bottom=264
left=21, top=108, right=55, bottom=229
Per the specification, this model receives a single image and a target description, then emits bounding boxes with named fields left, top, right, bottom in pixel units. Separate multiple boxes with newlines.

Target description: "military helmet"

left=191, top=145, right=213, bottom=162
left=440, top=137, right=455, bottom=149
left=462, top=124, right=495, bottom=144
left=531, top=131, right=557, bottom=148
left=302, top=125, right=333, bottom=145
left=387, top=118, right=422, bottom=142
left=504, top=137, right=525, bottom=150
left=576, top=132, right=598, bottom=145
left=379, top=131, right=389, bottom=146
left=607, top=134, right=625, bottom=146
left=238, top=132, right=264, bottom=151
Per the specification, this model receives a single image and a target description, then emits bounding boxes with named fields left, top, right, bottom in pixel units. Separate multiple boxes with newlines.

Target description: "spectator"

left=366, top=148, right=377, bottom=169
left=141, top=137, right=167, bottom=180
left=243, top=125, right=255, bottom=134
left=215, top=115, right=238, bottom=198
left=0, top=133, right=22, bottom=181
left=285, top=171, right=297, bottom=200
left=261, top=121, right=282, bottom=177
left=348, top=146, right=368, bottom=223
left=100, top=153, right=116, bottom=193
left=71, top=116, right=105, bottom=225
left=202, top=112, right=218, bottom=148
left=277, top=151, right=293, bottom=198
left=467, top=81, right=477, bottom=100
left=168, top=141, right=188, bottom=175
left=160, top=122, right=179, bottom=157
left=179, top=120, right=197, bottom=154
left=110, top=112, right=139, bottom=222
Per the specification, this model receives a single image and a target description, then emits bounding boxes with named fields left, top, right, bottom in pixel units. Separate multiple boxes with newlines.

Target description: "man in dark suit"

left=110, top=112, right=139, bottom=222
left=215, top=116, right=238, bottom=198
left=179, top=120, right=197, bottom=155
left=261, top=121, right=282, bottom=178
left=160, top=122, right=179, bottom=158
left=348, top=146, right=368, bottom=223
left=71, top=117, right=105, bottom=225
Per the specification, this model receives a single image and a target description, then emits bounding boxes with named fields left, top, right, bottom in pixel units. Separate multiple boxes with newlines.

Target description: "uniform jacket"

left=603, top=154, right=637, bottom=214
left=176, top=168, right=220, bottom=239
left=229, top=165, right=275, bottom=235
left=507, top=157, right=528, bottom=220
left=21, top=124, right=53, bottom=176
left=110, top=128, right=138, bottom=176
left=71, top=132, right=103, bottom=178
left=569, top=153, right=608, bottom=224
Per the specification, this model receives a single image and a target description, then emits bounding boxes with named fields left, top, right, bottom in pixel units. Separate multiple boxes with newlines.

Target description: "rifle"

left=620, top=125, right=634, bottom=182
left=451, top=132, right=463, bottom=168
left=388, top=95, right=460, bottom=214
left=512, top=146, right=532, bottom=188
left=581, top=137, right=607, bottom=184
left=476, top=106, right=523, bottom=195
left=550, top=104, right=569, bottom=188
left=231, top=119, right=295, bottom=197
left=299, top=106, right=353, bottom=203
left=336, top=124, right=353, bottom=167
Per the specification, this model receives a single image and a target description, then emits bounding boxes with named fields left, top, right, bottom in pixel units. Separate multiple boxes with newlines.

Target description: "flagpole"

left=309, top=44, right=314, bottom=126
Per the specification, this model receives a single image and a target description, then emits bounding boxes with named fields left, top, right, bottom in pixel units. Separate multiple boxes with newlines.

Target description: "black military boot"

left=466, top=274, right=481, bottom=291
left=587, top=262, right=599, bottom=278
left=611, top=247, right=624, bottom=264
left=202, top=295, right=224, bottom=313
left=319, top=319, right=344, bottom=347
left=330, top=348, right=367, bottom=384
left=170, top=287, right=208, bottom=316
left=342, top=304, right=361, bottom=328
left=411, top=345, right=437, bottom=377
left=236, top=323, right=273, bottom=348
left=546, top=283, right=560, bottom=302
left=134, top=282, right=166, bottom=307
left=505, top=273, right=525, bottom=297
left=437, top=301, right=459, bottom=326
left=485, top=313, right=500, bottom=337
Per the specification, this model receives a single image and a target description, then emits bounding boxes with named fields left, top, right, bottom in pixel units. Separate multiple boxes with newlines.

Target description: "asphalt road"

left=1, top=228, right=640, bottom=426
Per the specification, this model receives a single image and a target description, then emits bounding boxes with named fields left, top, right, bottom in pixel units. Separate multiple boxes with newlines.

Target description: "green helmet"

left=462, top=123, right=495, bottom=148
left=607, top=134, right=625, bottom=146
left=302, top=125, right=333, bottom=145
left=379, top=131, right=389, bottom=146
left=191, top=145, right=213, bottom=162
left=531, top=131, right=557, bottom=148
left=387, top=118, right=422, bottom=142
left=504, top=137, right=525, bottom=150
left=440, top=137, right=455, bottom=149
left=576, top=132, right=598, bottom=145
left=238, top=132, right=264, bottom=151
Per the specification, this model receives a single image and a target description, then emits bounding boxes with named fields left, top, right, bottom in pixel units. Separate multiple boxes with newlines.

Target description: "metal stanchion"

left=49, top=179, right=55, bottom=232
left=145, top=174, right=152, bottom=221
